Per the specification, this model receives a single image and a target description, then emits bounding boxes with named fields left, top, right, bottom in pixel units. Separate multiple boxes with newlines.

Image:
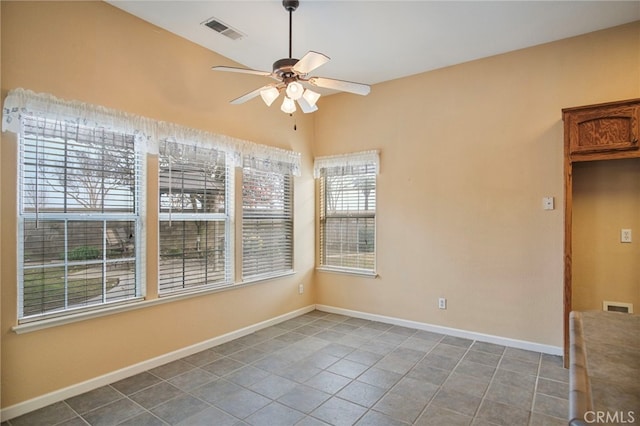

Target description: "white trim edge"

left=13, top=272, right=297, bottom=335
left=0, top=305, right=315, bottom=422
left=315, top=266, right=378, bottom=278
left=315, top=304, right=563, bottom=356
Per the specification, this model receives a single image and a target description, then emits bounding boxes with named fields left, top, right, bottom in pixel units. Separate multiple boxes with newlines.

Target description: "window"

left=316, top=151, right=379, bottom=274
left=18, top=116, right=143, bottom=320
left=242, top=167, right=293, bottom=280
left=158, top=141, right=232, bottom=294
left=5, top=88, right=303, bottom=327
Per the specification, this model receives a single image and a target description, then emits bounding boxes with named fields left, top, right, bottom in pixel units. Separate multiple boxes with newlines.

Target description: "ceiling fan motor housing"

left=273, top=58, right=299, bottom=79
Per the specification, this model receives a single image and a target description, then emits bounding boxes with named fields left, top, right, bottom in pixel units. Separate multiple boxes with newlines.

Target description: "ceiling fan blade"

left=230, top=85, right=274, bottom=105
left=297, top=96, right=318, bottom=114
left=212, top=66, right=271, bottom=77
left=292, top=51, right=330, bottom=75
left=308, top=77, right=371, bottom=96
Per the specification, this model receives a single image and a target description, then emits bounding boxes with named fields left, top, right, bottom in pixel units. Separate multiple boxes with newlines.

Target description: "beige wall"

left=314, top=22, right=640, bottom=346
left=1, top=0, right=639, bottom=413
left=1, top=1, right=315, bottom=408
left=573, top=158, right=640, bottom=312
left=0, top=1, right=3, bottom=405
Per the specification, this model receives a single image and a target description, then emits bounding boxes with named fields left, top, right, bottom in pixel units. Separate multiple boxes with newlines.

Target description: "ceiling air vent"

left=203, top=17, right=244, bottom=41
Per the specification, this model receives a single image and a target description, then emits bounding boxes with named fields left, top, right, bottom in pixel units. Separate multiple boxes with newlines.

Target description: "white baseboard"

left=315, top=304, right=563, bottom=356
left=3, top=303, right=562, bottom=421
left=0, top=305, right=315, bottom=422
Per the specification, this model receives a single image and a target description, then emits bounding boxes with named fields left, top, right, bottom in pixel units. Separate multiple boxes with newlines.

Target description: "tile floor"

left=3, top=310, right=570, bottom=426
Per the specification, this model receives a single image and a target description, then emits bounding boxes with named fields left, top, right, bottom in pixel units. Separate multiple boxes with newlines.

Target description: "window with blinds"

left=158, top=142, right=232, bottom=294
left=242, top=167, right=293, bottom=280
left=319, top=164, right=376, bottom=272
left=18, top=115, right=142, bottom=320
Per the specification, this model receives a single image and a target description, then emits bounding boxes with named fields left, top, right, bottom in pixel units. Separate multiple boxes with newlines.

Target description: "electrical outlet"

left=298, top=284, right=304, bottom=294
left=621, top=229, right=632, bottom=243
left=438, top=298, right=447, bottom=310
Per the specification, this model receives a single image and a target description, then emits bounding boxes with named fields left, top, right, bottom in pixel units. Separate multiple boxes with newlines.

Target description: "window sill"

left=316, top=266, right=378, bottom=278
left=12, top=271, right=296, bottom=335
left=13, top=298, right=146, bottom=334
left=241, top=270, right=295, bottom=286
left=157, top=270, right=295, bottom=300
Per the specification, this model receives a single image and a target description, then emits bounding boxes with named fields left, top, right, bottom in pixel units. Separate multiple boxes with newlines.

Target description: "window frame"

left=316, top=152, right=378, bottom=276
left=241, top=166, right=294, bottom=282
left=17, top=115, right=145, bottom=323
left=157, top=141, right=234, bottom=295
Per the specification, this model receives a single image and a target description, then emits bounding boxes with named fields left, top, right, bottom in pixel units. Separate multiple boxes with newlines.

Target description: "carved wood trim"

left=562, top=98, right=640, bottom=368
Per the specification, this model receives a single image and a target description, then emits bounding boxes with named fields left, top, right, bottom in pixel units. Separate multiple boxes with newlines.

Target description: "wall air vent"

left=203, top=17, right=244, bottom=41
left=603, top=301, right=633, bottom=313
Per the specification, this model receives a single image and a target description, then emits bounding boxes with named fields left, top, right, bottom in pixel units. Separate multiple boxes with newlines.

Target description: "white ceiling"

left=108, top=1, right=640, bottom=88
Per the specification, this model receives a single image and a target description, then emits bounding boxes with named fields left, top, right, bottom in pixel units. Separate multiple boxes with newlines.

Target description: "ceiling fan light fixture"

left=281, top=96, right=297, bottom=113
left=285, top=81, right=304, bottom=100
left=302, top=88, right=321, bottom=107
left=260, top=86, right=280, bottom=106
left=296, top=95, right=318, bottom=114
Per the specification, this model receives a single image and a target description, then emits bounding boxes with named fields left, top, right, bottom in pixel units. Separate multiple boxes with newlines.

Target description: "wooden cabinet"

left=563, top=99, right=640, bottom=160
left=562, top=98, right=640, bottom=367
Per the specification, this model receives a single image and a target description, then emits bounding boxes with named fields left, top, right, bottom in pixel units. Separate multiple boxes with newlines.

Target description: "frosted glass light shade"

left=285, top=81, right=304, bottom=100
left=281, top=96, right=297, bottom=114
left=260, top=87, right=280, bottom=106
left=302, top=89, right=321, bottom=107
left=297, top=96, right=318, bottom=113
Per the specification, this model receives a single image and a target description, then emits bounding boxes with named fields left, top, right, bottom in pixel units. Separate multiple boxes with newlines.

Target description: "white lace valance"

left=313, top=150, right=380, bottom=178
left=243, top=141, right=302, bottom=176
left=3, top=88, right=301, bottom=176
left=159, top=124, right=300, bottom=175
left=2, top=88, right=156, bottom=149
left=160, top=139, right=228, bottom=167
left=159, top=122, right=243, bottom=167
left=159, top=124, right=301, bottom=175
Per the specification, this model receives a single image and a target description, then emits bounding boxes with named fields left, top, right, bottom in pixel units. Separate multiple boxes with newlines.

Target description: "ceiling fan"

left=212, top=0, right=371, bottom=114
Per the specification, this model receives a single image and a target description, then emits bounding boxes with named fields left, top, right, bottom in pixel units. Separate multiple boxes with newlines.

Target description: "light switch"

left=543, top=197, right=554, bottom=210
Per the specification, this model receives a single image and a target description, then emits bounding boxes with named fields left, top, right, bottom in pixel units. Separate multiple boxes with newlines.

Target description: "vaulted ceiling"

left=108, top=1, right=639, bottom=88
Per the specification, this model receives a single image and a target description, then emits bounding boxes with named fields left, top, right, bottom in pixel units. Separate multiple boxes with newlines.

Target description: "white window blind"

left=317, top=152, right=378, bottom=273
left=242, top=167, right=293, bottom=280
left=158, top=141, right=232, bottom=294
left=18, top=115, right=143, bottom=320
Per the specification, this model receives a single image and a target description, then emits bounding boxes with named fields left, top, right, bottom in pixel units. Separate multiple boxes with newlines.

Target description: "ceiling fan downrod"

left=283, top=0, right=299, bottom=59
